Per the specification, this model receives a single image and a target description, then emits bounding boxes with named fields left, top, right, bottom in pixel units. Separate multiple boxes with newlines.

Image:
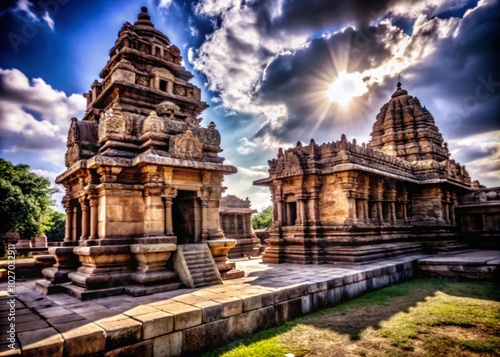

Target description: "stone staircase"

left=174, top=244, right=223, bottom=288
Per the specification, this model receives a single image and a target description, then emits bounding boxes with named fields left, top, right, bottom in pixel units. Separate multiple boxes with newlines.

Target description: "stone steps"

left=174, top=244, right=223, bottom=288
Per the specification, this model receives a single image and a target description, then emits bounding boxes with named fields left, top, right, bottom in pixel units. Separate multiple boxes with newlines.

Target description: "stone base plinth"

left=227, top=237, right=261, bottom=259
left=68, top=244, right=133, bottom=290
left=63, top=282, right=125, bottom=301
left=35, top=279, right=66, bottom=295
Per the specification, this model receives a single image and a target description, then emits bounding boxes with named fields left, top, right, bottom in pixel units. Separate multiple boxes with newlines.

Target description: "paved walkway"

left=0, top=250, right=498, bottom=356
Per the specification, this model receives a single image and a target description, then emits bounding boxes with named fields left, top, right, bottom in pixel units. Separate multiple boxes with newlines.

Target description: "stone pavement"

left=0, top=251, right=498, bottom=356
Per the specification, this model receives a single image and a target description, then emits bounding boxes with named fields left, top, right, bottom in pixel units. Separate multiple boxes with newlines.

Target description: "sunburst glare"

left=326, top=71, right=368, bottom=106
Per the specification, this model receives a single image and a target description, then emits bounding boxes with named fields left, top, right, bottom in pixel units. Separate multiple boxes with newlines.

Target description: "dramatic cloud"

left=449, top=130, right=500, bottom=187
left=0, top=68, right=86, bottom=168
left=14, top=0, right=55, bottom=30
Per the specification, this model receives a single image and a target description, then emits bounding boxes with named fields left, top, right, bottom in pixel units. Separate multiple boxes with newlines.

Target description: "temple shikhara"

left=254, top=81, right=490, bottom=264
left=38, top=7, right=243, bottom=299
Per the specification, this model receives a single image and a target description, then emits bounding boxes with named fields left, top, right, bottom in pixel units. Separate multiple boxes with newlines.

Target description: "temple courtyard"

left=1, top=250, right=498, bottom=356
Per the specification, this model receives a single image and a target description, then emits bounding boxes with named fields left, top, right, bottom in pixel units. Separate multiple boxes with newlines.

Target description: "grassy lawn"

left=203, top=278, right=500, bottom=357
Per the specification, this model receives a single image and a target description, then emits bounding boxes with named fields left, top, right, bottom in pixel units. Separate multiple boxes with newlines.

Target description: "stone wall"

left=456, top=187, right=500, bottom=249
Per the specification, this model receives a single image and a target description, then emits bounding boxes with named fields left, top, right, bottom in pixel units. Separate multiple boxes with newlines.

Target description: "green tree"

left=0, top=158, right=57, bottom=239
left=252, top=205, right=273, bottom=229
left=43, top=209, right=66, bottom=242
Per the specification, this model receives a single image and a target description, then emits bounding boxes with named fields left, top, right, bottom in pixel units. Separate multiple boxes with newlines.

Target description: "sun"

left=326, top=71, right=368, bottom=106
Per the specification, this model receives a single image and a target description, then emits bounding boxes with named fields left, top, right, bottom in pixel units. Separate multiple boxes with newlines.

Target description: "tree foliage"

left=252, top=205, right=273, bottom=229
left=44, top=209, right=66, bottom=242
left=0, top=158, right=57, bottom=239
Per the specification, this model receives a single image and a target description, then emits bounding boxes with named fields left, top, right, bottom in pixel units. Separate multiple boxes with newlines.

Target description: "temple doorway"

left=172, top=190, right=197, bottom=244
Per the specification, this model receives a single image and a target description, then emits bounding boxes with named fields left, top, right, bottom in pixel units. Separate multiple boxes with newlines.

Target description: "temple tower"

left=38, top=7, right=241, bottom=299
left=255, top=81, right=474, bottom=264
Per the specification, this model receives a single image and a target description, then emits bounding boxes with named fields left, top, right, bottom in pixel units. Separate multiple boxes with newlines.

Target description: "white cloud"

left=15, top=0, right=56, bottom=30
left=0, top=68, right=86, bottom=165
left=194, top=0, right=239, bottom=17
left=236, top=137, right=258, bottom=155
left=237, top=166, right=268, bottom=178
left=16, top=0, right=37, bottom=20
left=448, top=130, right=500, bottom=187
left=42, top=11, right=55, bottom=30
left=158, top=0, right=174, bottom=9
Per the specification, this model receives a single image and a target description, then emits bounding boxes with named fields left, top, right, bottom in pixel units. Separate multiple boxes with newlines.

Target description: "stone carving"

left=136, top=74, right=149, bottom=86
left=142, top=111, right=164, bottom=133
left=284, top=152, right=301, bottom=172
left=204, top=122, right=221, bottom=146
left=156, top=101, right=180, bottom=119
left=65, top=144, right=80, bottom=167
left=170, top=129, right=203, bottom=159
left=174, top=84, right=186, bottom=96
left=98, top=102, right=129, bottom=141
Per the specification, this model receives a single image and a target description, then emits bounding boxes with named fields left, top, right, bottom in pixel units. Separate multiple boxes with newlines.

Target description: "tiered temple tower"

left=254, top=82, right=475, bottom=264
left=38, top=7, right=241, bottom=299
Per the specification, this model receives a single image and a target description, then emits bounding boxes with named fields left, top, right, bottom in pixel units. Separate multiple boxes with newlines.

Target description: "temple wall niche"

left=411, top=186, right=445, bottom=224
left=98, top=188, right=144, bottom=238
left=319, top=176, right=348, bottom=224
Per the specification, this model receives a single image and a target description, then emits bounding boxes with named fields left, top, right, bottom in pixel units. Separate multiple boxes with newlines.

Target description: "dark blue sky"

left=1, top=0, right=499, bottom=210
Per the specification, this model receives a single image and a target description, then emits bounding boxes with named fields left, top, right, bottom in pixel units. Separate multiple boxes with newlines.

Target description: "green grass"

left=203, top=278, right=500, bottom=357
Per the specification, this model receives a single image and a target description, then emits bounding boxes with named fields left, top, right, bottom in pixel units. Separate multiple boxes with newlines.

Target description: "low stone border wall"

left=1, top=257, right=420, bottom=356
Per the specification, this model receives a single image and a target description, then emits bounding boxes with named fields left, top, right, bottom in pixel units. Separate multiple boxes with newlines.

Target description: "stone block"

left=37, top=306, right=73, bottom=319
left=56, top=320, right=106, bottom=357
left=275, top=298, right=302, bottom=325
left=153, top=332, right=182, bottom=357
left=228, top=306, right=275, bottom=339
left=211, top=296, right=242, bottom=317
left=327, top=287, right=342, bottom=305
left=242, top=294, right=263, bottom=312
left=193, top=300, right=223, bottom=323
left=301, top=294, right=312, bottom=314
left=154, top=302, right=202, bottom=331
left=132, top=311, right=174, bottom=339
left=95, top=317, right=142, bottom=350
left=307, top=281, right=327, bottom=293
left=0, top=343, right=21, bottom=356
left=121, top=305, right=159, bottom=317
left=17, top=327, right=63, bottom=357
left=16, top=320, right=49, bottom=332
left=104, top=340, right=153, bottom=357
left=312, top=290, right=328, bottom=310
left=46, top=313, right=87, bottom=326
left=182, top=319, right=229, bottom=354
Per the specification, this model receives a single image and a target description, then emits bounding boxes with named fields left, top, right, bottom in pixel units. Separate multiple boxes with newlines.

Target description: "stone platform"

left=418, top=250, right=500, bottom=280
left=1, top=251, right=498, bottom=356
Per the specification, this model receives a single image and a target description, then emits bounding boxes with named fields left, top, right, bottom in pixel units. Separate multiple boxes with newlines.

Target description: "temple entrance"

left=172, top=190, right=198, bottom=244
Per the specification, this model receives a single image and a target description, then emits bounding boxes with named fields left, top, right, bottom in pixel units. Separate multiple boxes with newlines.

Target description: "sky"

left=0, top=0, right=499, bottom=213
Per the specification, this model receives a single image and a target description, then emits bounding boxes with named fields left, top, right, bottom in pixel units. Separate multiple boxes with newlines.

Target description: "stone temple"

left=37, top=7, right=243, bottom=299
left=254, top=81, right=485, bottom=264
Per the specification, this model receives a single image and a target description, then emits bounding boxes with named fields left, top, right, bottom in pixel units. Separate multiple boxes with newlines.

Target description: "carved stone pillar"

left=89, top=195, right=98, bottom=239
left=164, top=197, right=173, bottom=235
left=72, top=206, right=79, bottom=242
left=201, top=199, right=209, bottom=240
left=449, top=194, right=456, bottom=225
left=276, top=200, right=284, bottom=226
left=79, top=197, right=90, bottom=241
left=64, top=204, right=73, bottom=242
left=298, top=198, right=307, bottom=225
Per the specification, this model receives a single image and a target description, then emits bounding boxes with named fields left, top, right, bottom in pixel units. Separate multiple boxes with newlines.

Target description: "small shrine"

left=219, top=195, right=260, bottom=258
left=37, top=7, right=242, bottom=299
left=254, top=81, right=477, bottom=264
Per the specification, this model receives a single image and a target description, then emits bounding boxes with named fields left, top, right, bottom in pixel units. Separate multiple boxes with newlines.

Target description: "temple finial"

left=397, top=74, right=402, bottom=89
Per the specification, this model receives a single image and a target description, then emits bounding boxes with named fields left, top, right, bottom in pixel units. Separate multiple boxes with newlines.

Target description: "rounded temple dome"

left=135, top=6, right=153, bottom=27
